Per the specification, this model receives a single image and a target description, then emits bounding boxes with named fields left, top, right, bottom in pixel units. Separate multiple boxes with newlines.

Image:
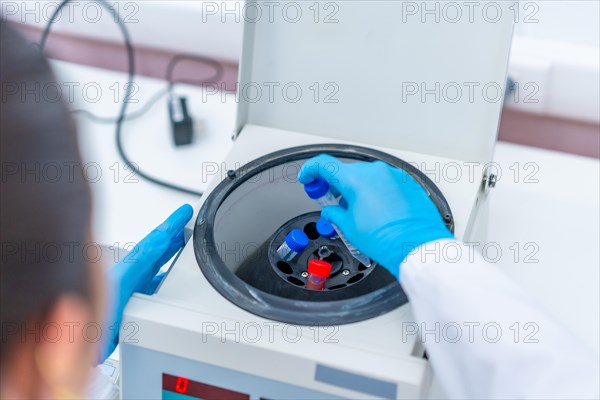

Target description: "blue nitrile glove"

left=298, top=155, right=453, bottom=280
left=100, top=204, right=193, bottom=362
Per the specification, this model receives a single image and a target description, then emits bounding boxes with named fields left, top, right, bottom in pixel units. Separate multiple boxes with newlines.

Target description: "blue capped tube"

left=316, top=217, right=338, bottom=239
left=277, top=229, right=309, bottom=261
left=303, top=177, right=338, bottom=207
left=304, top=178, right=372, bottom=267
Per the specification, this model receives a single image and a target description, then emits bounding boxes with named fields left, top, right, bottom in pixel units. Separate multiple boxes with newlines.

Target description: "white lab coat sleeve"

left=400, top=239, right=600, bottom=400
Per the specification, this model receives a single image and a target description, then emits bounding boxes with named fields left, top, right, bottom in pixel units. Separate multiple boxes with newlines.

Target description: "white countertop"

left=52, top=60, right=599, bottom=354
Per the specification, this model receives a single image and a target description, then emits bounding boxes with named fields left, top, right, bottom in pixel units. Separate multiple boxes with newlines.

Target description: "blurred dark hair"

left=0, top=21, right=93, bottom=362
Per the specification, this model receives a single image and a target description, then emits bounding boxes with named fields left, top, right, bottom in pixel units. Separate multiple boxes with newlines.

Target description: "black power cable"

left=71, top=85, right=171, bottom=124
left=40, top=0, right=205, bottom=197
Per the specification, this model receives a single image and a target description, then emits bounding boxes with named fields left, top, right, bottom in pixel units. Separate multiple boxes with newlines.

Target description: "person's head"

left=1, top=21, right=103, bottom=398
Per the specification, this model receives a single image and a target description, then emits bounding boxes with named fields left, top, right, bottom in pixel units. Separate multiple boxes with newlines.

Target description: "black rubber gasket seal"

left=194, top=144, right=454, bottom=325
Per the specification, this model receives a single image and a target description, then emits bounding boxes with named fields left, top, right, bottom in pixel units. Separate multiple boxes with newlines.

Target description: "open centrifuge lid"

left=235, top=1, right=514, bottom=164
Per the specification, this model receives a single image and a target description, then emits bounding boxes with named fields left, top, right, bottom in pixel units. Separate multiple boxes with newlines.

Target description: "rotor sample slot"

left=267, top=213, right=379, bottom=292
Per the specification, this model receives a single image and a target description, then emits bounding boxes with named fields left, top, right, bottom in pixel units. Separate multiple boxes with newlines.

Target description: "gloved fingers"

left=142, top=271, right=167, bottom=295
left=153, top=230, right=186, bottom=273
left=367, top=162, right=432, bottom=205
left=297, top=154, right=346, bottom=184
left=122, top=234, right=176, bottom=294
left=120, top=205, right=192, bottom=279
left=321, top=205, right=352, bottom=235
left=121, top=236, right=167, bottom=267
left=297, top=154, right=355, bottom=198
left=338, top=197, right=349, bottom=209
left=390, top=166, right=429, bottom=192
left=125, top=205, right=192, bottom=263
left=154, top=204, right=194, bottom=235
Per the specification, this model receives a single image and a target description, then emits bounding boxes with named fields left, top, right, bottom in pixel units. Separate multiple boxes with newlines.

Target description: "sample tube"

left=304, top=178, right=372, bottom=267
left=277, top=229, right=309, bottom=261
left=303, top=177, right=338, bottom=207
left=316, top=217, right=338, bottom=239
left=306, top=259, right=333, bottom=291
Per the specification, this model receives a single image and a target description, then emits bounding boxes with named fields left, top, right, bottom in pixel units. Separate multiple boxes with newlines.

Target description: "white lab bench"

left=51, top=60, right=599, bottom=387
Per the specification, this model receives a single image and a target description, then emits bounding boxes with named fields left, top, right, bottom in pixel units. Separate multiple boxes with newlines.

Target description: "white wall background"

left=2, top=0, right=599, bottom=123
left=514, top=0, right=599, bottom=46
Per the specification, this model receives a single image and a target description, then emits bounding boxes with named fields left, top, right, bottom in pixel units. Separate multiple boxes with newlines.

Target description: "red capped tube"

left=306, top=259, right=333, bottom=291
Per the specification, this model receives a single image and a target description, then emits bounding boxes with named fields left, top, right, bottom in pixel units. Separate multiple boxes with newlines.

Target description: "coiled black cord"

left=40, top=0, right=207, bottom=197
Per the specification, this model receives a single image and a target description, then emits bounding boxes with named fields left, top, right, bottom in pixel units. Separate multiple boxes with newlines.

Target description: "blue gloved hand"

left=298, top=155, right=453, bottom=280
left=100, top=204, right=193, bottom=362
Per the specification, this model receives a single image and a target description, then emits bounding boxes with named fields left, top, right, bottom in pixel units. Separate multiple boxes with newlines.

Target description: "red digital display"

left=175, top=377, right=189, bottom=394
left=162, top=373, right=249, bottom=400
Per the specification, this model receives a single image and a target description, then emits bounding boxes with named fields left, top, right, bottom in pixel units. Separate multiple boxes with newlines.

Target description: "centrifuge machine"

left=121, top=2, right=514, bottom=398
